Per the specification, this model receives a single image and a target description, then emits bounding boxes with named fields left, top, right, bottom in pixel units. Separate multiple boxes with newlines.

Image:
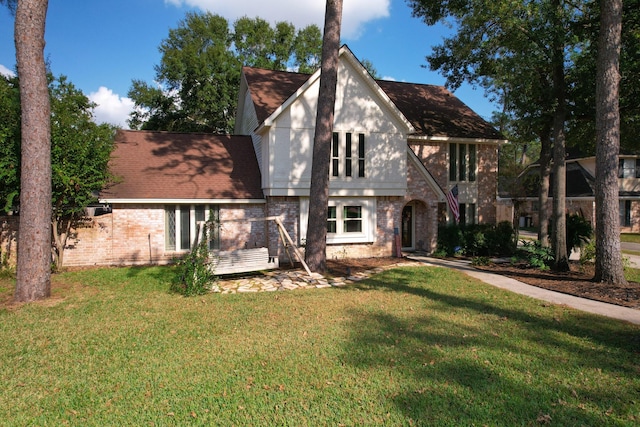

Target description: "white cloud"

left=0, top=64, right=16, bottom=78
left=88, top=87, right=135, bottom=129
left=165, top=0, right=390, bottom=40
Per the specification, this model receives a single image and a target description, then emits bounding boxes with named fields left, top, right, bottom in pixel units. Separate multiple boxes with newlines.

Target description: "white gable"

left=258, top=47, right=413, bottom=197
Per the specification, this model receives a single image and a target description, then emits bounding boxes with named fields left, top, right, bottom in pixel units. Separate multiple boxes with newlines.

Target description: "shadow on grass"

left=339, top=267, right=640, bottom=425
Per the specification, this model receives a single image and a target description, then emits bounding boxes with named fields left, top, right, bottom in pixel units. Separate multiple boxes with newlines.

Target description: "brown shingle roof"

left=243, top=66, right=503, bottom=140
left=243, top=66, right=310, bottom=124
left=104, top=130, right=264, bottom=201
left=376, top=80, right=503, bottom=140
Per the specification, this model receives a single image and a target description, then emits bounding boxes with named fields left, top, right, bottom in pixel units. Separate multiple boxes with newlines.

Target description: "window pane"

left=449, top=143, right=457, bottom=181
left=459, top=144, right=467, bottom=181
left=195, top=205, right=205, bottom=222
left=358, top=134, right=365, bottom=177
left=327, top=206, right=337, bottom=233
left=343, top=206, right=362, bottom=233
left=165, top=205, right=176, bottom=250
left=345, top=133, right=352, bottom=177
left=208, top=206, right=220, bottom=250
left=180, top=207, right=191, bottom=250
left=332, top=133, right=339, bottom=177
left=469, top=144, right=476, bottom=181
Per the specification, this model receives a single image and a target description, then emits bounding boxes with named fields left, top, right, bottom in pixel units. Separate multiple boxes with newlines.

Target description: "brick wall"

left=477, top=144, right=498, bottom=223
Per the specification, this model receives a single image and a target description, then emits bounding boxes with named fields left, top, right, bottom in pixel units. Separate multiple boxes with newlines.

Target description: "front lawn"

left=1, top=266, right=638, bottom=426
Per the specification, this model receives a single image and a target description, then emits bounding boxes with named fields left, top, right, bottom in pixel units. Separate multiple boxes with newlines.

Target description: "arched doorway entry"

left=401, top=200, right=428, bottom=251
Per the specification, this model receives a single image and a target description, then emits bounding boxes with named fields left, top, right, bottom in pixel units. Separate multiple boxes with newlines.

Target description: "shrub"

left=437, top=222, right=516, bottom=257
left=566, top=214, right=593, bottom=255
left=579, top=239, right=596, bottom=265
left=518, top=240, right=553, bottom=270
left=471, top=256, right=491, bottom=266
left=170, top=221, right=216, bottom=296
left=436, top=224, right=465, bottom=256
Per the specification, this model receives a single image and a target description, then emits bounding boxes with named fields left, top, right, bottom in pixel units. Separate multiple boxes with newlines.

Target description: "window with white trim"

left=165, top=204, right=220, bottom=251
left=449, top=143, right=476, bottom=182
left=300, top=198, right=376, bottom=244
left=331, top=132, right=365, bottom=178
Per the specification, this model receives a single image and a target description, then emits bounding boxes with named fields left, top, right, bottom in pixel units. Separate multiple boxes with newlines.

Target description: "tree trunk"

left=594, top=0, right=626, bottom=284
left=14, top=0, right=52, bottom=302
left=305, top=0, right=343, bottom=273
left=550, top=0, right=569, bottom=272
left=537, top=127, right=552, bottom=247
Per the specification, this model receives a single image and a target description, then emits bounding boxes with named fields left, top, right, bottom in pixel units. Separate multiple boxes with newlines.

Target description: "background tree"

left=49, top=76, right=116, bottom=269
left=408, top=0, right=591, bottom=271
left=0, top=74, right=116, bottom=270
left=0, top=74, right=21, bottom=213
left=13, top=0, right=51, bottom=302
left=128, top=12, right=322, bottom=133
left=305, top=0, right=343, bottom=273
left=594, top=0, right=626, bottom=284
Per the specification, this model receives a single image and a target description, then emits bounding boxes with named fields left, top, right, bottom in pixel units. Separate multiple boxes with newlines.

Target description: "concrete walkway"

left=409, top=256, right=640, bottom=326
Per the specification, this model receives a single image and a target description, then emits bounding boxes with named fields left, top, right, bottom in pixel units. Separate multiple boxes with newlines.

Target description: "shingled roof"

left=242, top=66, right=503, bottom=140
left=103, top=130, right=264, bottom=201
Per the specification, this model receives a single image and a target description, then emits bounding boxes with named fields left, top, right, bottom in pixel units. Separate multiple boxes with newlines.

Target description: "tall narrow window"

left=620, top=200, right=632, bottom=227
left=450, top=143, right=477, bottom=182
left=165, top=205, right=176, bottom=250
left=468, top=144, right=476, bottom=181
left=327, top=206, right=337, bottom=233
left=345, top=132, right=352, bottom=177
left=358, top=134, right=365, bottom=177
left=180, top=208, right=191, bottom=250
left=208, top=207, right=220, bottom=250
left=332, top=132, right=339, bottom=177
left=449, top=143, right=457, bottom=181
left=458, top=143, right=467, bottom=181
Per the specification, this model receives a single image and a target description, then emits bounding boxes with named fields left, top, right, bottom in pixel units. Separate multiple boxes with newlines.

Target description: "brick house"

left=1, top=46, right=504, bottom=267
left=499, top=150, right=640, bottom=232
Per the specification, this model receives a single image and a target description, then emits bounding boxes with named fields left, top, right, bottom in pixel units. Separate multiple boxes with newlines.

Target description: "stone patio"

left=211, top=263, right=417, bottom=294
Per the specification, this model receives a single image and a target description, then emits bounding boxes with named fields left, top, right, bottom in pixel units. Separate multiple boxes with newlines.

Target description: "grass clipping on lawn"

left=0, top=265, right=638, bottom=426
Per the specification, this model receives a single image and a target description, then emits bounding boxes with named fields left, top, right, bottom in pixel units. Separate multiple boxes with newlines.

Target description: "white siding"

left=262, top=57, right=409, bottom=197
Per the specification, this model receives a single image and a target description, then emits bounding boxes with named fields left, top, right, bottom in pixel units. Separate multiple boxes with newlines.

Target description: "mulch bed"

left=474, top=261, right=640, bottom=309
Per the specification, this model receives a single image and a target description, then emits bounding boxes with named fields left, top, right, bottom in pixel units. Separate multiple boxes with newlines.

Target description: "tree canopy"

left=0, top=73, right=116, bottom=269
left=127, top=13, right=323, bottom=133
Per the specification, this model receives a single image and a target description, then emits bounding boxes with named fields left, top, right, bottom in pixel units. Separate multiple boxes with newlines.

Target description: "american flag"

left=446, top=184, right=460, bottom=223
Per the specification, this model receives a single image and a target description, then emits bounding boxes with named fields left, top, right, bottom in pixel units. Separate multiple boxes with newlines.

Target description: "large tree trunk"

left=305, top=0, right=343, bottom=273
left=14, top=0, right=52, bottom=302
left=537, top=127, right=552, bottom=247
left=550, top=0, right=569, bottom=272
left=594, top=0, right=626, bottom=284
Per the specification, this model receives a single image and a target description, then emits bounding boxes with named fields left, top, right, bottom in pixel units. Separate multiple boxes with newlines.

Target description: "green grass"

left=621, top=233, right=640, bottom=244
left=1, top=266, right=639, bottom=426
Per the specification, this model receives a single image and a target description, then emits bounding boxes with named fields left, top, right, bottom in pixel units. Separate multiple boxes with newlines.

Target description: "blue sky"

left=0, top=0, right=497, bottom=128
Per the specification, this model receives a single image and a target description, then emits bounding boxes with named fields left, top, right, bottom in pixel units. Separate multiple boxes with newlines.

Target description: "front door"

left=401, top=205, right=414, bottom=250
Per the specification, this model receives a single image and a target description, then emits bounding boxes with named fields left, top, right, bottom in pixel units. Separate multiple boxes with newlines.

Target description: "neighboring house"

left=498, top=149, right=640, bottom=232
left=0, top=46, right=505, bottom=267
